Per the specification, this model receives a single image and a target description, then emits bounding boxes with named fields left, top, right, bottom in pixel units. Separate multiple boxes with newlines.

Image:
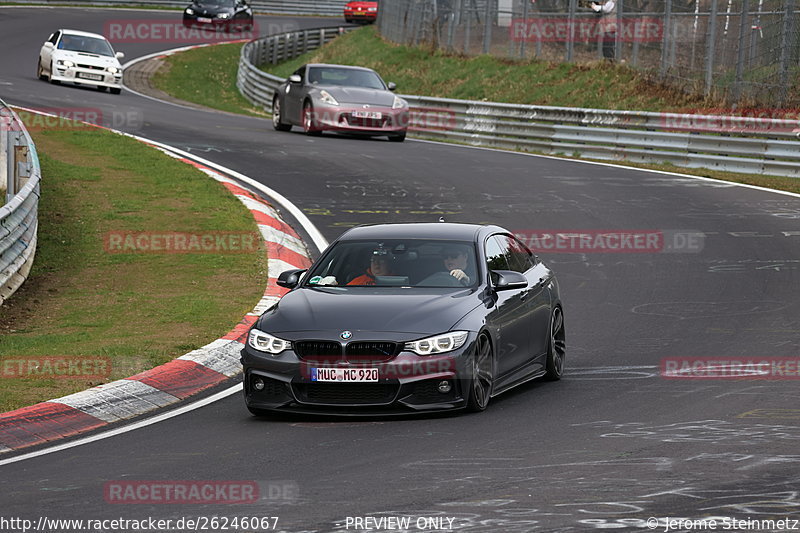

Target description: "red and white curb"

left=0, top=111, right=313, bottom=454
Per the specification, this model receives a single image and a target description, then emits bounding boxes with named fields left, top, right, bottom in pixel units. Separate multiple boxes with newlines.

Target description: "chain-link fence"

left=378, top=0, right=800, bottom=107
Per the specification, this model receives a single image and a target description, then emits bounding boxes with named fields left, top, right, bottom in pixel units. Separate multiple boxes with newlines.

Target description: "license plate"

left=311, top=367, right=378, bottom=382
left=353, top=111, right=382, bottom=119
left=77, top=72, right=103, bottom=81
left=197, top=17, right=212, bottom=22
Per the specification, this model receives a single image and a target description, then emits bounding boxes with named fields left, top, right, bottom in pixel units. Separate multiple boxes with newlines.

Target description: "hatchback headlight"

left=107, top=66, right=120, bottom=74
left=392, top=96, right=407, bottom=109
left=405, top=331, right=469, bottom=356
left=248, top=328, right=291, bottom=355
left=57, top=60, right=75, bottom=68
left=217, top=12, right=231, bottom=18
left=319, top=90, right=339, bottom=106
left=185, top=7, right=194, bottom=14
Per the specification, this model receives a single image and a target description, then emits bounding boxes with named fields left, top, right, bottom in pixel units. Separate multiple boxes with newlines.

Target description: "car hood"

left=256, top=287, right=481, bottom=337
left=53, top=50, right=120, bottom=68
left=319, top=86, right=394, bottom=106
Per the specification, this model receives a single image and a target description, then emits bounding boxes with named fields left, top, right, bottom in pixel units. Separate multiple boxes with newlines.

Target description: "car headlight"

left=368, top=7, right=377, bottom=11
left=392, top=95, right=407, bottom=109
left=57, top=60, right=74, bottom=68
left=217, top=12, right=231, bottom=18
left=185, top=7, right=194, bottom=14
left=405, top=331, right=469, bottom=356
left=319, top=90, right=339, bottom=106
left=107, top=66, right=120, bottom=74
left=248, top=328, right=291, bottom=355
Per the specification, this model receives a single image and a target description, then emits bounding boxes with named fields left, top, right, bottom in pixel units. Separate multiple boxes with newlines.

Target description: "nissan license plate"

left=353, top=111, right=382, bottom=119
left=77, top=72, right=103, bottom=81
left=311, top=367, right=379, bottom=382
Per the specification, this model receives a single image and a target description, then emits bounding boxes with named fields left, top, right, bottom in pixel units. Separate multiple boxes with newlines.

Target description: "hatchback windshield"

left=305, top=240, right=479, bottom=288
left=306, top=67, right=385, bottom=90
left=198, top=0, right=236, bottom=6
left=58, top=35, right=114, bottom=57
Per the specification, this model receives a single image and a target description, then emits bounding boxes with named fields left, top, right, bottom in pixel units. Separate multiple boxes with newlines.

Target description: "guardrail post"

left=704, top=0, right=719, bottom=97
left=303, top=29, right=310, bottom=53
left=6, top=131, right=18, bottom=203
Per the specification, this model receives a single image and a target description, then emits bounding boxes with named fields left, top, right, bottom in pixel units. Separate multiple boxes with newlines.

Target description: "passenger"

left=348, top=249, right=393, bottom=285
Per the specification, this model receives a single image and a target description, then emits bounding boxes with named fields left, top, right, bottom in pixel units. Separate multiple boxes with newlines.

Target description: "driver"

left=348, top=248, right=393, bottom=286
left=442, top=245, right=471, bottom=284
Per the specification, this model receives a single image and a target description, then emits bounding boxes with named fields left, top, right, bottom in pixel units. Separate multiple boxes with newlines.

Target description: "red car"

left=344, top=0, right=378, bottom=23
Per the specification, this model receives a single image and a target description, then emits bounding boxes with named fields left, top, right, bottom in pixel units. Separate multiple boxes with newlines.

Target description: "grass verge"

left=153, top=26, right=799, bottom=195
left=0, top=123, right=267, bottom=413
left=151, top=42, right=267, bottom=117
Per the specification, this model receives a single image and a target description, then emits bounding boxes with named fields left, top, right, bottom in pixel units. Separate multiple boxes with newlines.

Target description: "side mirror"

left=44, top=42, right=55, bottom=48
left=491, top=270, right=528, bottom=292
left=387, top=82, right=396, bottom=91
left=115, top=51, right=125, bottom=60
left=288, top=74, right=302, bottom=84
left=277, top=268, right=306, bottom=289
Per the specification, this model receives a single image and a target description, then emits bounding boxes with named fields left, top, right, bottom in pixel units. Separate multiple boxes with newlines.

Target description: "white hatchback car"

left=38, top=29, right=124, bottom=94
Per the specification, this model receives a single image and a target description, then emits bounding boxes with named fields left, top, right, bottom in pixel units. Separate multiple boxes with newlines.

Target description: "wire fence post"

left=705, top=0, right=719, bottom=97
left=778, top=0, right=795, bottom=106
left=520, top=0, right=529, bottom=59
left=615, top=0, right=623, bottom=61
left=483, top=0, right=493, bottom=53
left=566, top=0, right=577, bottom=61
left=733, top=0, right=750, bottom=102
left=660, top=0, right=672, bottom=76
left=464, top=0, right=471, bottom=53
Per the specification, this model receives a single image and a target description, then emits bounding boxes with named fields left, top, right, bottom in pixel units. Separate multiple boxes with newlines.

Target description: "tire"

left=302, top=101, right=322, bottom=136
left=544, top=306, right=566, bottom=381
left=272, top=97, right=291, bottom=131
left=389, top=132, right=406, bottom=142
left=466, top=333, right=494, bottom=412
left=110, top=87, right=121, bottom=95
left=37, top=60, right=46, bottom=81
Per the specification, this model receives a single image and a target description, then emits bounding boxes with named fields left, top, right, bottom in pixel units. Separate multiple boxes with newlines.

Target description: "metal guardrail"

left=236, top=27, right=800, bottom=178
left=0, top=101, right=40, bottom=305
left=0, top=0, right=348, bottom=16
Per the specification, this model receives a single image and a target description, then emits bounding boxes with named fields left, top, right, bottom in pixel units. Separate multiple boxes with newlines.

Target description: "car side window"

left=499, top=234, right=535, bottom=273
left=485, top=236, right=510, bottom=285
left=49, top=31, right=60, bottom=45
left=295, top=67, right=305, bottom=82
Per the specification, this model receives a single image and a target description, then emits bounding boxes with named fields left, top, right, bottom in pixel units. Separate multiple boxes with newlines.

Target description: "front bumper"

left=241, top=335, right=476, bottom=415
left=52, top=65, right=121, bottom=89
left=182, top=14, right=251, bottom=29
left=309, top=104, right=409, bottom=136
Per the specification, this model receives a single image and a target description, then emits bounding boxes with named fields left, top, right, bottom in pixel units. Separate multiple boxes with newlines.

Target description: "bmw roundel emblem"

left=340, top=330, right=353, bottom=340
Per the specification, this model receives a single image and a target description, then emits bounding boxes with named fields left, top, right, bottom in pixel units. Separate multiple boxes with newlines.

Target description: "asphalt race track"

left=1, top=7, right=800, bottom=532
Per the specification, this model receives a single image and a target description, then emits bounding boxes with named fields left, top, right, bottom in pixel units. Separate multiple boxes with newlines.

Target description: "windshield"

left=57, top=35, right=114, bottom=57
left=306, top=67, right=385, bottom=90
left=305, top=239, right=479, bottom=288
left=197, top=0, right=236, bottom=6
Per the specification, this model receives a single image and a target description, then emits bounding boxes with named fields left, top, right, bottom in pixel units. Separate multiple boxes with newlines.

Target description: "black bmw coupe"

left=241, top=223, right=565, bottom=416
left=182, top=0, right=254, bottom=30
